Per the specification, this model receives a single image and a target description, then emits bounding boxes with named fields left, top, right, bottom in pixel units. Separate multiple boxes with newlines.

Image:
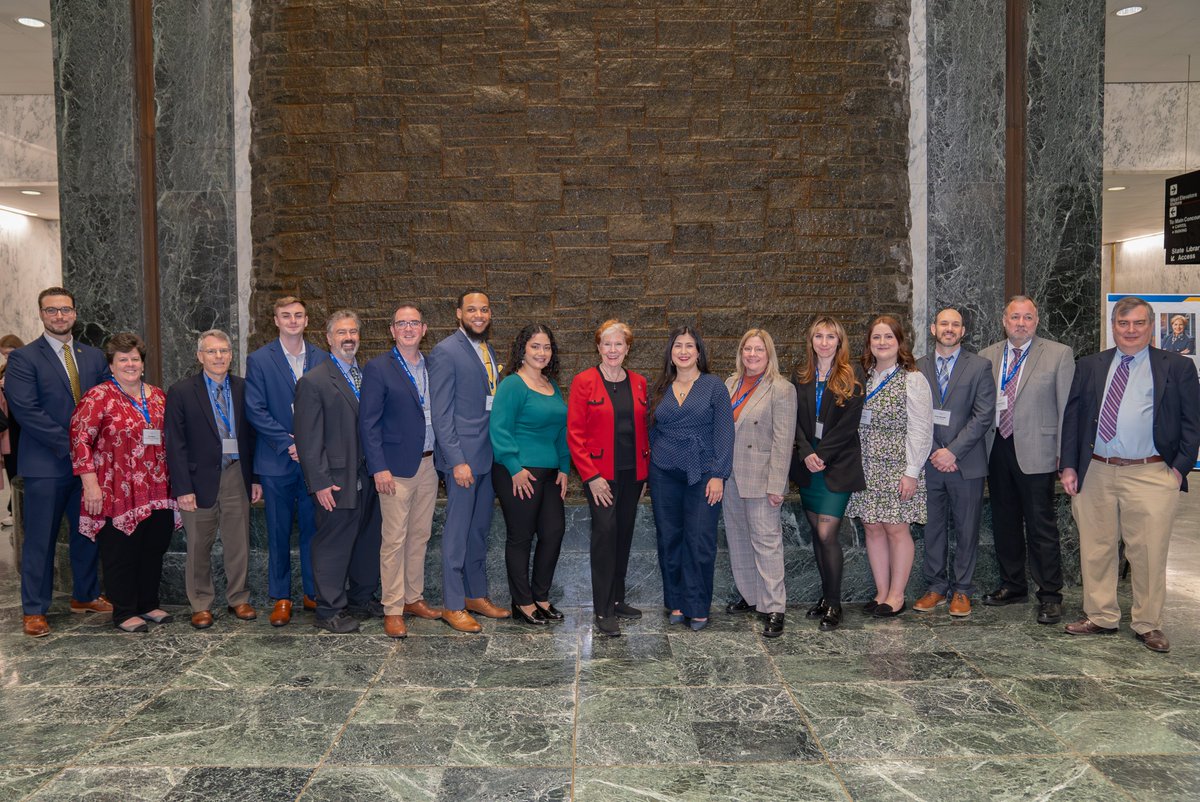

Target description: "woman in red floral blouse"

left=70, top=333, right=179, bottom=632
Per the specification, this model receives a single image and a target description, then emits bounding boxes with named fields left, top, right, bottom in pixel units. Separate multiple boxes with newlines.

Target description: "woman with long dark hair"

left=490, top=323, right=570, bottom=625
left=647, top=326, right=734, bottom=631
left=789, top=317, right=865, bottom=631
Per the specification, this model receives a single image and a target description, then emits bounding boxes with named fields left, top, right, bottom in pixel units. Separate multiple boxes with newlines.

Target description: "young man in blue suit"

left=429, top=290, right=510, bottom=632
left=360, top=303, right=443, bottom=639
left=5, top=287, right=111, bottom=636
left=244, top=296, right=329, bottom=627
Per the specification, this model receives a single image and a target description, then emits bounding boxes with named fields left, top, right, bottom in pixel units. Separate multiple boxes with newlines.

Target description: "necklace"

left=673, top=376, right=697, bottom=403
left=599, top=365, right=625, bottom=391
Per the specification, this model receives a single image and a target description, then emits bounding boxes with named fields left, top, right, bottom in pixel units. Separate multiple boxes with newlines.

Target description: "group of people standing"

left=2, top=287, right=1195, bottom=652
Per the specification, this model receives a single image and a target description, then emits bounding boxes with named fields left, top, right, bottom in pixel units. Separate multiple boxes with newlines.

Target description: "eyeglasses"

left=41, top=306, right=76, bottom=316
left=201, top=348, right=232, bottom=357
left=391, top=320, right=424, bottom=330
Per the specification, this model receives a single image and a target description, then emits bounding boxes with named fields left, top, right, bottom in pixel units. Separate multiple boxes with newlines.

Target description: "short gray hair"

left=326, top=310, right=361, bottom=334
left=196, top=329, right=231, bottom=352
left=1111, top=296, right=1153, bottom=324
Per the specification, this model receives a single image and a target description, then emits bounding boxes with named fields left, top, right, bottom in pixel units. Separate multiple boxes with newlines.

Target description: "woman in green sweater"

left=490, top=323, right=571, bottom=625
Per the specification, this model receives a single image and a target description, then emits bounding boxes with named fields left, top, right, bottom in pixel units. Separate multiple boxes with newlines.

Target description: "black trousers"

left=96, top=509, right=174, bottom=625
left=311, top=469, right=383, bottom=620
left=586, top=470, right=644, bottom=618
left=987, top=433, right=1063, bottom=603
left=494, top=464, right=565, bottom=606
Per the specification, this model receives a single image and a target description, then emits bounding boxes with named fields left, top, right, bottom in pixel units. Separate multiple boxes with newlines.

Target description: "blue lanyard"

left=204, top=374, right=234, bottom=433
left=865, top=366, right=900, bottom=403
left=730, top=373, right=764, bottom=411
left=1000, top=343, right=1031, bottom=391
left=814, top=367, right=831, bottom=417
left=332, top=358, right=361, bottom=400
left=111, top=378, right=151, bottom=426
left=392, top=347, right=427, bottom=406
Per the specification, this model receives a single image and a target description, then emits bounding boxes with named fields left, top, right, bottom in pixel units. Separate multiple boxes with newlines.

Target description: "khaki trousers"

left=378, top=455, right=438, bottom=614
left=1071, top=460, right=1180, bottom=633
left=181, top=464, right=251, bottom=611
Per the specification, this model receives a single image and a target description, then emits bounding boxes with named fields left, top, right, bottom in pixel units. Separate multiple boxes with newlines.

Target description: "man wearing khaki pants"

left=359, top=304, right=443, bottom=638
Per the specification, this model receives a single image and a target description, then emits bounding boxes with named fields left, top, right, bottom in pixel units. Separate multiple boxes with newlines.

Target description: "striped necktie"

left=63, top=345, right=81, bottom=404
left=1097, top=354, right=1135, bottom=443
left=998, top=347, right=1021, bottom=439
left=936, top=356, right=949, bottom=399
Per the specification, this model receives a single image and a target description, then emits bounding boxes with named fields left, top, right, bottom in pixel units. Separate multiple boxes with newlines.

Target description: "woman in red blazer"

left=567, top=319, right=651, bottom=638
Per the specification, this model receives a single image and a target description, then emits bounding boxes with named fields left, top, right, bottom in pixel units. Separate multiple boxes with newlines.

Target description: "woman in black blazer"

left=790, top=316, right=865, bottom=631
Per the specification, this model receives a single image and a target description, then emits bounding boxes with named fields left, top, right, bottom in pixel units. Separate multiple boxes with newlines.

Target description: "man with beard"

left=429, top=291, right=510, bottom=632
left=294, top=310, right=383, bottom=633
left=913, top=308, right=996, bottom=617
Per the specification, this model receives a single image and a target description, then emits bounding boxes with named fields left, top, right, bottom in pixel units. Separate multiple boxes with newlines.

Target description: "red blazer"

left=567, top=366, right=651, bottom=483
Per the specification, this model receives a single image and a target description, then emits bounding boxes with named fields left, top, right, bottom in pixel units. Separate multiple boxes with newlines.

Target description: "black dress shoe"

left=762, top=612, right=785, bottom=638
left=1037, top=602, right=1063, bottom=624
left=613, top=601, right=642, bottom=620
left=594, top=615, right=621, bottom=637
left=818, top=607, right=842, bottom=631
left=534, top=602, right=564, bottom=621
left=805, top=598, right=829, bottom=619
left=873, top=602, right=907, bottom=618
left=982, top=588, right=1028, bottom=606
left=863, top=600, right=880, bottom=614
left=313, top=611, right=360, bottom=633
left=512, top=604, right=547, bottom=626
left=726, top=597, right=757, bottom=614
left=347, top=599, right=385, bottom=618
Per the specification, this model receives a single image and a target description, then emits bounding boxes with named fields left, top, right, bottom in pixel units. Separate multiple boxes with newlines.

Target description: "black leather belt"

left=1090, top=455, right=1165, bottom=466
left=422, top=451, right=434, bottom=458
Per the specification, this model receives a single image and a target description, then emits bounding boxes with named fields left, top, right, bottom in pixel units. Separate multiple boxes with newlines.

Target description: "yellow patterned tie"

left=480, top=342, right=496, bottom=394
left=63, top=344, right=81, bottom=403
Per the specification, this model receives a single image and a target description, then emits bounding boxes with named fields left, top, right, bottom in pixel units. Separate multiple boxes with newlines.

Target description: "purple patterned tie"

left=1097, top=354, right=1134, bottom=443
left=998, top=347, right=1021, bottom=439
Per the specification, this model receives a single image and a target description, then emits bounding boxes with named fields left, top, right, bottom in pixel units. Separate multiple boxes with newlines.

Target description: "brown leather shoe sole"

left=22, top=615, right=50, bottom=637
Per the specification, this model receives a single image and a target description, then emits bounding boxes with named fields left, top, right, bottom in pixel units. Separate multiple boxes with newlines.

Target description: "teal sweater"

left=489, top=373, right=570, bottom=476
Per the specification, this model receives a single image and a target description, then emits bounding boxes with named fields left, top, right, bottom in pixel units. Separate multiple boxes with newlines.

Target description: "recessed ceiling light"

left=1114, top=6, right=1144, bottom=16
left=1107, top=186, right=1127, bottom=191
left=15, top=16, right=48, bottom=28
left=0, top=204, right=38, bottom=217
left=19, top=189, right=42, bottom=196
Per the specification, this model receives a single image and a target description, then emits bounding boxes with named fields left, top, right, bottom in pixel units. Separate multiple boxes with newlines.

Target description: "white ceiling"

left=0, top=0, right=52, bottom=95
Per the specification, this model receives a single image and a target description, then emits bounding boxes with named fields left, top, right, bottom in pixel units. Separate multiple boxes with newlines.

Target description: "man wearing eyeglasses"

left=165, top=330, right=261, bottom=630
left=4, top=287, right=111, bottom=636
left=359, top=304, right=443, bottom=638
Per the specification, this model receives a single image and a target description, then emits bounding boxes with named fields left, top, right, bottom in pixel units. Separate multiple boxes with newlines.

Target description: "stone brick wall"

left=250, top=0, right=912, bottom=378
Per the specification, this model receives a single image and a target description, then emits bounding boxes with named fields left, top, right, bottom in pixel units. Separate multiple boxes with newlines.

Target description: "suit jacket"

left=429, top=329, right=499, bottom=475
left=789, top=367, right=867, bottom=493
left=164, top=372, right=256, bottom=508
left=4, top=337, right=108, bottom=477
left=566, top=366, right=651, bottom=483
left=244, top=338, right=329, bottom=477
left=359, top=350, right=428, bottom=479
left=916, top=349, right=996, bottom=480
left=1061, top=346, right=1200, bottom=492
left=980, top=336, right=1074, bottom=474
left=294, top=358, right=364, bottom=509
left=726, top=374, right=797, bottom=498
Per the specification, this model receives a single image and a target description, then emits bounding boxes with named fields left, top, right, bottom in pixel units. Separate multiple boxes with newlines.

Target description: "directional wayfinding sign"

left=1166, top=169, right=1200, bottom=264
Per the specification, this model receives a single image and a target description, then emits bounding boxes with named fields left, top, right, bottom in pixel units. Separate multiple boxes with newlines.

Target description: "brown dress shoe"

left=1064, top=618, right=1118, bottom=636
left=442, top=609, right=482, bottom=633
left=23, top=614, right=50, bottom=637
left=403, top=600, right=443, bottom=619
left=269, top=600, right=292, bottom=628
left=913, top=591, right=946, bottom=612
left=1136, top=629, right=1170, bottom=653
left=70, top=595, right=114, bottom=614
left=303, top=594, right=318, bottom=611
left=948, top=592, right=972, bottom=617
left=227, top=603, right=257, bottom=621
left=465, top=597, right=511, bottom=619
left=383, top=614, right=408, bottom=639
left=191, top=610, right=214, bottom=629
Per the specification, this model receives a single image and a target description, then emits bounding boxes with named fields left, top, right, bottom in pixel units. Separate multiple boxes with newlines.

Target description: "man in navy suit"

left=1060, top=296, right=1200, bottom=654
left=360, top=303, right=443, bottom=639
left=165, top=330, right=261, bottom=630
left=5, top=287, right=111, bottom=636
left=245, top=296, right=329, bottom=627
left=429, top=290, right=510, bottom=632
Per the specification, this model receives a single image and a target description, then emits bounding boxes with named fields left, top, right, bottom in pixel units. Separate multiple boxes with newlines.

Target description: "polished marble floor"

left=0, top=485, right=1198, bottom=801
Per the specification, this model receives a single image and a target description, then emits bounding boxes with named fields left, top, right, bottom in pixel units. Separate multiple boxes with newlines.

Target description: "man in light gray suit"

left=913, top=308, right=996, bottom=617
left=980, top=296, right=1075, bottom=625
left=429, top=290, right=510, bottom=633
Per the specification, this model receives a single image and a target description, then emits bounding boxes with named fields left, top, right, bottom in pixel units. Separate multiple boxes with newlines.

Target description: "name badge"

left=222, top=438, right=239, bottom=455
left=932, top=409, right=952, bottom=427
left=485, top=395, right=494, bottom=411
left=860, top=409, right=872, bottom=426
left=996, top=395, right=1009, bottom=412
left=814, top=422, right=825, bottom=439
left=143, top=429, right=162, bottom=445
left=424, top=409, right=432, bottom=425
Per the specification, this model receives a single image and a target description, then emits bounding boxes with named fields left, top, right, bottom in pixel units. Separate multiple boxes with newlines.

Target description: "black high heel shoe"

left=534, top=601, right=564, bottom=621
left=805, top=598, right=829, bottom=619
left=512, top=604, right=546, bottom=626
left=818, top=607, right=842, bottom=631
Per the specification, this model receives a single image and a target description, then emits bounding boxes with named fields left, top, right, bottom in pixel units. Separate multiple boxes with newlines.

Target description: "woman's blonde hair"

left=794, top=316, right=862, bottom=406
left=730, top=328, right=781, bottom=384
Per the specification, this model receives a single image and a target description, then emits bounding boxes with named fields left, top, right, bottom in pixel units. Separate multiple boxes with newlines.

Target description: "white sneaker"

left=0, top=515, right=12, bottom=527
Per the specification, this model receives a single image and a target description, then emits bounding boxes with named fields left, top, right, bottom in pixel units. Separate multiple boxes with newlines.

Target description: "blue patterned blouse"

left=649, top=373, right=735, bottom=485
